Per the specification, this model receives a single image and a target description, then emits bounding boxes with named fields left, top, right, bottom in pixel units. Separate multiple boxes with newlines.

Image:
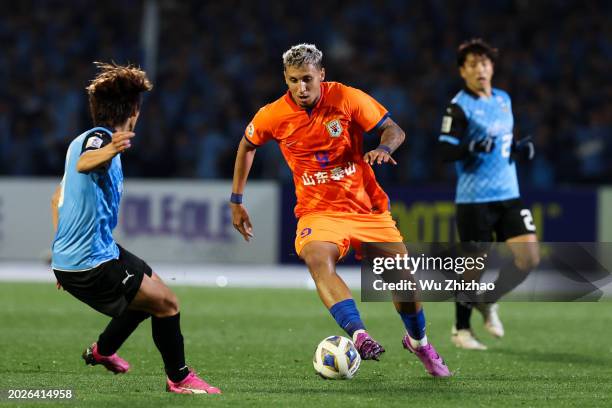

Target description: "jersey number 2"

left=501, top=133, right=513, bottom=158
left=520, top=209, right=536, bottom=232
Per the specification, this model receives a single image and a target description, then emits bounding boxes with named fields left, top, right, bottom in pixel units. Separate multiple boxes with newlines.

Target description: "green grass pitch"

left=1, top=282, right=611, bottom=407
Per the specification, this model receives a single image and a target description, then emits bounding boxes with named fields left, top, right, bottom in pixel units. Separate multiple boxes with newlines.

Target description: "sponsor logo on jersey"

left=325, top=119, right=343, bottom=138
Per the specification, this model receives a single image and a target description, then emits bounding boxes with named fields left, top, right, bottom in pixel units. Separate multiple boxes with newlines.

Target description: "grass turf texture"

left=1, top=282, right=611, bottom=407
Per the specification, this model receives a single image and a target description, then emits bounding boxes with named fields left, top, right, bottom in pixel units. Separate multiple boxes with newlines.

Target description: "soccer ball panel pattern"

left=313, top=336, right=361, bottom=379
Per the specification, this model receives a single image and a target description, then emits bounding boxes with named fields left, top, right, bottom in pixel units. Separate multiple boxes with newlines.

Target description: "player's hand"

left=468, top=137, right=495, bottom=154
left=56, top=280, right=63, bottom=290
left=231, top=203, right=254, bottom=242
left=510, top=135, right=535, bottom=162
left=110, top=131, right=135, bottom=153
left=364, top=148, right=397, bottom=166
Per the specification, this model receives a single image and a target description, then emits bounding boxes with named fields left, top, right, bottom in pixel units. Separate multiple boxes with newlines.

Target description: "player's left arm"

left=505, top=93, right=535, bottom=162
left=344, top=85, right=403, bottom=166
left=77, top=131, right=134, bottom=173
left=510, top=135, right=535, bottom=162
left=364, top=117, right=404, bottom=165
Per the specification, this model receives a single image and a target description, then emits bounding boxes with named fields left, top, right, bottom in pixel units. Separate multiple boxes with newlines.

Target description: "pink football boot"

left=82, top=342, right=130, bottom=374
left=402, top=335, right=452, bottom=377
left=166, top=369, right=222, bottom=394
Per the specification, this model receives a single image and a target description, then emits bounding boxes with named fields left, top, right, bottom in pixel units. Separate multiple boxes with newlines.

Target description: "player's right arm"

left=51, top=184, right=61, bottom=233
left=51, top=183, right=63, bottom=289
left=76, top=131, right=134, bottom=173
left=438, top=103, right=493, bottom=161
left=230, top=137, right=257, bottom=241
left=230, top=110, right=274, bottom=242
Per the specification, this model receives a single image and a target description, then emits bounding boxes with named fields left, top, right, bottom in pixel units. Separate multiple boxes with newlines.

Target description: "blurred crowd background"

left=1, top=0, right=610, bottom=186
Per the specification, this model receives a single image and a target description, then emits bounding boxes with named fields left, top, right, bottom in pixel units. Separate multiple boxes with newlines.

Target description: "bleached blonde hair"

left=282, top=43, right=323, bottom=70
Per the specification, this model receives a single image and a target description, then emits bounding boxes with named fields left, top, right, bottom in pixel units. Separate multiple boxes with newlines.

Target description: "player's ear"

left=320, top=67, right=325, bottom=81
left=127, top=107, right=140, bottom=130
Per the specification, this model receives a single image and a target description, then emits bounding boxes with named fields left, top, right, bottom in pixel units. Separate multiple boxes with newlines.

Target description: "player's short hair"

left=457, top=38, right=498, bottom=67
left=282, top=43, right=323, bottom=70
left=87, top=62, right=153, bottom=128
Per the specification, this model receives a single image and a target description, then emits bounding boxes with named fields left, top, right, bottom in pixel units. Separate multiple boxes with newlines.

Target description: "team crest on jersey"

left=85, top=136, right=103, bottom=149
left=325, top=119, right=343, bottom=138
left=246, top=123, right=255, bottom=137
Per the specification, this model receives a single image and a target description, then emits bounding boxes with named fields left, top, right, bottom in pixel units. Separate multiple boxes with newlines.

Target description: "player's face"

left=460, top=53, right=494, bottom=94
left=284, top=64, right=325, bottom=109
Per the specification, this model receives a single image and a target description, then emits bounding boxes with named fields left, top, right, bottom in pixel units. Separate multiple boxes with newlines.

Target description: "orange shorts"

left=294, top=211, right=404, bottom=259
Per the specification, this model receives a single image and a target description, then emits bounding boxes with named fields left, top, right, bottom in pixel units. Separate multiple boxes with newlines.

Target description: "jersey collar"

left=463, top=86, right=494, bottom=100
left=91, top=126, right=115, bottom=135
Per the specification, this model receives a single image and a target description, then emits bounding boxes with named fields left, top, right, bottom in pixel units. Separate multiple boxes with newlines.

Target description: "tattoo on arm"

left=377, top=118, right=405, bottom=153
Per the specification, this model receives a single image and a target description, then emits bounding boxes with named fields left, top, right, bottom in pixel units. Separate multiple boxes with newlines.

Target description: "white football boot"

left=475, top=303, right=505, bottom=338
left=451, top=326, right=487, bottom=350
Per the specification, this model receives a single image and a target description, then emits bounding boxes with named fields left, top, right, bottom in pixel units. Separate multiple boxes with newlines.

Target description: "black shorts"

left=53, top=246, right=153, bottom=318
left=456, top=198, right=536, bottom=242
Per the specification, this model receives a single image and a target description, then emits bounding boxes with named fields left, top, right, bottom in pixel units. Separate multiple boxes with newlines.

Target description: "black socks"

left=488, top=261, right=530, bottom=302
left=455, top=302, right=473, bottom=330
left=151, top=313, right=188, bottom=382
left=97, top=310, right=150, bottom=356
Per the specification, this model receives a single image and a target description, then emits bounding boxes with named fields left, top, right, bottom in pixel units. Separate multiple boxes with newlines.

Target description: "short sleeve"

left=345, top=86, right=389, bottom=132
left=244, top=106, right=274, bottom=146
left=81, top=130, right=111, bottom=154
left=438, top=103, right=467, bottom=146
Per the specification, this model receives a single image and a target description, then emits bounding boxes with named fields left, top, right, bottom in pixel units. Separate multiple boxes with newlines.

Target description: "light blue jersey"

left=439, top=88, right=519, bottom=203
left=52, top=127, right=122, bottom=271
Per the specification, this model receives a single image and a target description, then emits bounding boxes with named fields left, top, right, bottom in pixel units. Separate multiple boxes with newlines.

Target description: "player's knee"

left=153, top=289, right=180, bottom=317
left=515, top=253, right=540, bottom=272
left=302, top=251, right=334, bottom=276
left=164, top=291, right=180, bottom=315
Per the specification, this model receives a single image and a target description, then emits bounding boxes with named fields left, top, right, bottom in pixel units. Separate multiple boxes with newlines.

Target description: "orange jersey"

left=245, top=81, right=391, bottom=218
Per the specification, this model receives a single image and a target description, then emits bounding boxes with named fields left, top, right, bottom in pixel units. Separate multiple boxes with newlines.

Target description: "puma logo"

left=122, top=270, right=134, bottom=285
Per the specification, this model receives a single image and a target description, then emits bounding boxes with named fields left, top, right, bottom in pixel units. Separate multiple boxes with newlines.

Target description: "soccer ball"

left=313, top=335, right=361, bottom=379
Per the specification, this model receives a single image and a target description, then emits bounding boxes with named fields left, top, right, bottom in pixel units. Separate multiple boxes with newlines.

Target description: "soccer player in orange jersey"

left=230, top=44, right=450, bottom=377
